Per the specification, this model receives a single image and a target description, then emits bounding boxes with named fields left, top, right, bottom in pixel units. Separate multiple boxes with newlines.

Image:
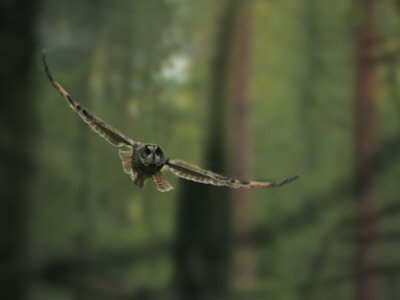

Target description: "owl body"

left=42, top=50, right=299, bottom=192
left=129, top=144, right=168, bottom=187
left=132, top=144, right=167, bottom=175
left=118, top=143, right=170, bottom=189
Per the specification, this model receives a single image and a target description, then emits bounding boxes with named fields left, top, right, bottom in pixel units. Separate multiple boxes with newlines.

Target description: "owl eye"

left=155, top=147, right=162, bottom=156
left=144, top=147, right=151, bottom=156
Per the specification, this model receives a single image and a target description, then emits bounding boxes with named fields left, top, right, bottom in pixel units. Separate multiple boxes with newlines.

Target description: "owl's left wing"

left=42, top=50, right=136, bottom=148
left=165, top=159, right=299, bottom=188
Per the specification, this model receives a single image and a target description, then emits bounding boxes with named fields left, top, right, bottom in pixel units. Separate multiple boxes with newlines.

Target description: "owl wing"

left=42, top=50, right=136, bottom=148
left=165, top=159, right=299, bottom=188
left=119, top=150, right=136, bottom=180
left=153, top=171, right=174, bottom=192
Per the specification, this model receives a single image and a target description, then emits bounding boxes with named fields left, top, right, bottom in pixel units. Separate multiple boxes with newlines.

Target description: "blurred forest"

left=1, top=0, right=400, bottom=299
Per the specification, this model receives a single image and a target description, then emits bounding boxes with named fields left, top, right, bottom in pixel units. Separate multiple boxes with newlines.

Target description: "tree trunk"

left=353, top=0, right=379, bottom=299
left=174, top=0, right=241, bottom=299
left=230, top=0, right=255, bottom=286
left=0, top=0, right=39, bottom=299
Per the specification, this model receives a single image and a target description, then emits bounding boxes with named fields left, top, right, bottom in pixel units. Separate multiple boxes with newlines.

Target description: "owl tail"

left=153, top=171, right=174, bottom=192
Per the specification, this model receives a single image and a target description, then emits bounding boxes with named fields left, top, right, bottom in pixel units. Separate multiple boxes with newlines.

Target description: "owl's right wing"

left=42, top=50, right=136, bottom=148
left=166, top=159, right=299, bottom=188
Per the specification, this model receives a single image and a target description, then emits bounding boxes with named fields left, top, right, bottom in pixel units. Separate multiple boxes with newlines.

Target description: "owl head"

left=138, top=144, right=166, bottom=167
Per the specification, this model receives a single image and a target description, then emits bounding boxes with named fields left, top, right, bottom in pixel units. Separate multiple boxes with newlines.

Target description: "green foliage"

left=30, top=0, right=400, bottom=299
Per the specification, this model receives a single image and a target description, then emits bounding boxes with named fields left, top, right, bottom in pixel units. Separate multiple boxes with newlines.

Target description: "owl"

left=42, top=50, right=299, bottom=192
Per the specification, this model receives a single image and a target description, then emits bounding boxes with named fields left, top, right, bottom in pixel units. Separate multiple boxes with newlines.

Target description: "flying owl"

left=42, top=50, right=299, bottom=192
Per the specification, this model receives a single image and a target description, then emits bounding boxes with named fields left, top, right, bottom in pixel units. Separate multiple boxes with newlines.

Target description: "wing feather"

left=153, top=171, right=174, bottom=192
left=119, top=150, right=134, bottom=174
left=42, top=50, right=136, bottom=148
left=118, top=150, right=137, bottom=183
left=166, top=159, right=299, bottom=189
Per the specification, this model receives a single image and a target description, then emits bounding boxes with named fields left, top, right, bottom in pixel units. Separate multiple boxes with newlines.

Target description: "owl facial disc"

left=140, top=144, right=164, bottom=167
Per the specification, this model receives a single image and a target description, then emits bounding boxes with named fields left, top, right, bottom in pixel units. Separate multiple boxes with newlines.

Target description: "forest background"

left=1, top=0, right=400, bottom=299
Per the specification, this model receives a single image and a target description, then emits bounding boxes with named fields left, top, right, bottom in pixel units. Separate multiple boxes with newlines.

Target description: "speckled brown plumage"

left=42, top=50, right=299, bottom=192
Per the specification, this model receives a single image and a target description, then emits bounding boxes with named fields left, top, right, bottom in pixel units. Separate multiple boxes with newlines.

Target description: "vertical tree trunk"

left=230, top=0, right=255, bottom=285
left=0, top=0, right=39, bottom=299
left=353, top=0, right=379, bottom=299
left=174, top=0, right=241, bottom=299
